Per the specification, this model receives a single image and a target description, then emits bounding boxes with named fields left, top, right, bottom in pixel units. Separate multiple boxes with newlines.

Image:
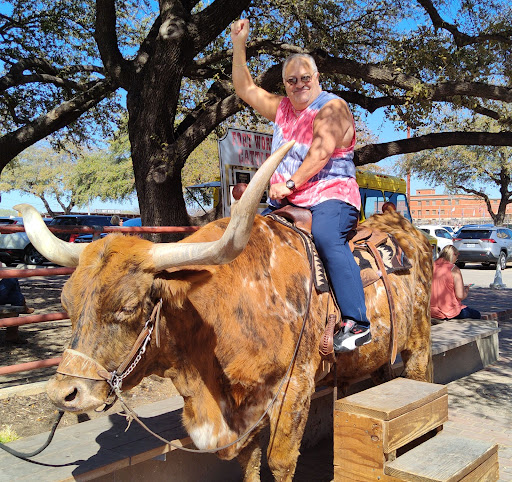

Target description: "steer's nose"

left=46, top=374, right=107, bottom=413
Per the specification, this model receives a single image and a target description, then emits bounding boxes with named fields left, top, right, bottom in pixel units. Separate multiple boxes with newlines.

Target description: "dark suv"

left=49, top=215, right=117, bottom=242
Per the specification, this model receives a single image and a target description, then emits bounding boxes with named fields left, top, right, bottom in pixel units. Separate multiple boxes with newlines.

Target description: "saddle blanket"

left=267, top=214, right=412, bottom=292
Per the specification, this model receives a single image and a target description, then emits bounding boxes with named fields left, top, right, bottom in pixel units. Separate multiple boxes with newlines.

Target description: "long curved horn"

left=14, top=204, right=85, bottom=267
left=151, top=140, right=294, bottom=271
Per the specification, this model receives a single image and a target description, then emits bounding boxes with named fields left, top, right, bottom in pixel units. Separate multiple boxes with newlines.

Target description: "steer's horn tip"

left=13, top=203, right=37, bottom=215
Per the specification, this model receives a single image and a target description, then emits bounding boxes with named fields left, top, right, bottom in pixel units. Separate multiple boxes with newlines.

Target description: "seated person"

left=431, top=245, right=481, bottom=320
left=0, top=277, right=34, bottom=343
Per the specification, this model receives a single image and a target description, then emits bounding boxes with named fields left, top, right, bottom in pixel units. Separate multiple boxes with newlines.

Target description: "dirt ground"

left=0, top=273, right=179, bottom=440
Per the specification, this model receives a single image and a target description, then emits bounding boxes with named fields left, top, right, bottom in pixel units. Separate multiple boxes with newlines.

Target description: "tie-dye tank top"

left=269, top=91, right=360, bottom=210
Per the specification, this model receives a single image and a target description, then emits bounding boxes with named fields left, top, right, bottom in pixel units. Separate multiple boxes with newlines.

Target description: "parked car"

left=0, top=217, right=52, bottom=265
left=73, top=218, right=142, bottom=243
left=453, top=226, right=512, bottom=269
left=417, top=225, right=453, bottom=256
left=122, top=217, right=141, bottom=227
left=72, top=216, right=139, bottom=243
left=73, top=216, right=141, bottom=243
left=49, top=215, right=119, bottom=244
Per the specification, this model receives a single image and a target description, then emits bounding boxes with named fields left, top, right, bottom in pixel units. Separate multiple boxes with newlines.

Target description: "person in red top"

left=431, top=245, right=481, bottom=320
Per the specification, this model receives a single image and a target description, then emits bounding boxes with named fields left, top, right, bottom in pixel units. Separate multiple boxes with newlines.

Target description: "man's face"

left=283, top=58, right=321, bottom=110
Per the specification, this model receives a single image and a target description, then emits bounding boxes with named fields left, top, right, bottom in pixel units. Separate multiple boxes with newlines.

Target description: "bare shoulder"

left=317, top=97, right=350, bottom=119
left=314, top=97, right=353, bottom=147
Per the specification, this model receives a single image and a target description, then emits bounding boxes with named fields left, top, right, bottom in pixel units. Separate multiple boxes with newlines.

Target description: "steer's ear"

left=151, top=268, right=214, bottom=309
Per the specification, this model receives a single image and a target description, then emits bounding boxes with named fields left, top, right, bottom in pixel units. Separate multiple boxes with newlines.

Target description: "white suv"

left=0, top=217, right=51, bottom=265
left=417, top=225, right=454, bottom=256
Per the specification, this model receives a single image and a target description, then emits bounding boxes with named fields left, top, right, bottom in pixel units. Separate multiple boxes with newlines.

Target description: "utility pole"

left=406, top=126, right=411, bottom=204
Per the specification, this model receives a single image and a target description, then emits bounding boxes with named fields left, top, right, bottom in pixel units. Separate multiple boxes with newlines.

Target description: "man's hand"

left=231, top=19, right=250, bottom=47
left=269, top=182, right=293, bottom=200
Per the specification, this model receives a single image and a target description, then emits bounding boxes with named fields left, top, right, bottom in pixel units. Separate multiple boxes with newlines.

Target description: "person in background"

left=110, top=214, right=123, bottom=226
left=431, top=245, right=481, bottom=320
left=382, top=201, right=396, bottom=213
left=0, top=276, right=34, bottom=343
left=231, top=18, right=371, bottom=352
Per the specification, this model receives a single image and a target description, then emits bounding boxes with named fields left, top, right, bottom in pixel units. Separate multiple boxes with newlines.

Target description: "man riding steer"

left=232, top=19, right=370, bottom=352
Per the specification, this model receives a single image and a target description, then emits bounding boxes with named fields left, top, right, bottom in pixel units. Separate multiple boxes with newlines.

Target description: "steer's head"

left=16, top=141, right=293, bottom=413
left=50, top=236, right=162, bottom=412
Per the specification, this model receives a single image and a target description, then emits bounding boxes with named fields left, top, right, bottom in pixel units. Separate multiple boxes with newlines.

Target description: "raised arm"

left=231, top=19, right=282, bottom=122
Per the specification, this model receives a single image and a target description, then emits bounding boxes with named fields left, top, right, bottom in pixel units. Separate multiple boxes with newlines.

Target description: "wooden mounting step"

left=333, top=378, right=498, bottom=481
left=384, top=434, right=499, bottom=481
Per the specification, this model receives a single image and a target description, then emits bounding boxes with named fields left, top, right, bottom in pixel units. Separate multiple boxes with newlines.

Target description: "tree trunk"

left=127, top=43, right=191, bottom=242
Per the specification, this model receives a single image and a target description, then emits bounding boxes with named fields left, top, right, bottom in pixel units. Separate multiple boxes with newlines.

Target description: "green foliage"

left=71, top=122, right=136, bottom=205
left=400, top=108, right=512, bottom=190
left=0, top=145, right=78, bottom=213
left=182, top=135, right=220, bottom=208
left=0, top=133, right=136, bottom=214
left=2, top=0, right=512, bottom=223
left=0, top=425, right=19, bottom=443
left=397, top=107, right=512, bottom=222
left=0, top=0, right=124, bottom=147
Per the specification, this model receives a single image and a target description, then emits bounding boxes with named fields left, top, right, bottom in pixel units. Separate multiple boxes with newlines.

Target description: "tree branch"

left=189, top=0, right=251, bottom=55
left=0, top=79, right=116, bottom=171
left=95, top=0, right=133, bottom=88
left=355, top=131, right=512, bottom=165
left=417, top=0, right=512, bottom=47
left=189, top=41, right=512, bottom=105
left=453, top=185, right=497, bottom=222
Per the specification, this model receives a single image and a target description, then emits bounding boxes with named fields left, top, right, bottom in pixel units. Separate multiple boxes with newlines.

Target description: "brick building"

left=410, top=189, right=512, bottom=225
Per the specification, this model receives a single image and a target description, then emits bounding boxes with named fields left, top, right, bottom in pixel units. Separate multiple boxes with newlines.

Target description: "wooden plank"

left=334, top=464, right=402, bottom=482
left=431, top=321, right=499, bottom=356
left=459, top=452, right=499, bottom=482
left=335, top=378, right=447, bottom=421
left=384, top=435, right=498, bottom=481
left=384, top=394, right=448, bottom=453
left=334, top=411, right=399, bottom=481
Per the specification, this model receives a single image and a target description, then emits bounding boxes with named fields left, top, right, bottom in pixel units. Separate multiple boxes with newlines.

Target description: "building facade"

left=410, top=189, right=512, bottom=225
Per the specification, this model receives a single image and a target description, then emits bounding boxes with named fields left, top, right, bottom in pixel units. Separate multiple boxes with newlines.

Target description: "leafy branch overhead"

left=0, top=0, right=511, bottom=229
left=398, top=111, right=512, bottom=224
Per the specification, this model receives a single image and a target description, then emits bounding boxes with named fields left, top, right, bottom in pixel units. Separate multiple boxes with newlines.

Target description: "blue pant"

left=0, top=278, right=25, bottom=306
left=310, top=200, right=369, bottom=326
left=454, top=306, right=481, bottom=320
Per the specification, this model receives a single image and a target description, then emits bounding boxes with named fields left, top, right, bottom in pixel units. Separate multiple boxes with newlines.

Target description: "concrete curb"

left=0, top=380, right=47, bottom=400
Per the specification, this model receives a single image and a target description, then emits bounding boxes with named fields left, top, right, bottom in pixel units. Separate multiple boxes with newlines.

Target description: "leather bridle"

left=56, top=299, right=163, bottom=408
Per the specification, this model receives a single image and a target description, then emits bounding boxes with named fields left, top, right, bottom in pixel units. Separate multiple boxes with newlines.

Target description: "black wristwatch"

left=286, top=179, right=296, bottom=191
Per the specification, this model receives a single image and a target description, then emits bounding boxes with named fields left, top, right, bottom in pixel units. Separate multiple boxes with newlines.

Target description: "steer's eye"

left=121, top=306, right=137, bottom=315
left=112, top=304, right=139, bottom=322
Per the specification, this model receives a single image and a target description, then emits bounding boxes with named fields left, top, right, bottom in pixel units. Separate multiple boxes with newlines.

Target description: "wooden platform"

left=430, top=319, right=499, bottom=383
left=334, top=378, right=499, bottom=481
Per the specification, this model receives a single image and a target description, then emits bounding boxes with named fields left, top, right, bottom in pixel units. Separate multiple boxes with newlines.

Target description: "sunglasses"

left=285, top=74, right=314, bottom=86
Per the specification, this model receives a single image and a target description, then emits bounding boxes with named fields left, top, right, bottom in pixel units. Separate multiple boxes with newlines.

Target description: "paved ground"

left=443, top=289, right=512, bottom=481
left=464, top=286, right=512, bottom=319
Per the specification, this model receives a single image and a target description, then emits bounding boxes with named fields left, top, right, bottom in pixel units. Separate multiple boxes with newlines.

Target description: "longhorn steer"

left=17, top=144, right=432, bottom=481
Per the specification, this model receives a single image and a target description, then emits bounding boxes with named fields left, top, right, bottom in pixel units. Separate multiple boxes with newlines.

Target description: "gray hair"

left=282, top=54, right=318, bottom=79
